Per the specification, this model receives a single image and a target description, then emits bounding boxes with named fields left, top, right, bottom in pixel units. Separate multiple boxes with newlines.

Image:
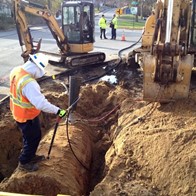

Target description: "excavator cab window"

left=62, top=1, right=94, bottom=44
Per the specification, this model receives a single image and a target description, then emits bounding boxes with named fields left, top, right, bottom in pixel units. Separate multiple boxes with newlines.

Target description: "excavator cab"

left=62, top=1, right=94, bottom=53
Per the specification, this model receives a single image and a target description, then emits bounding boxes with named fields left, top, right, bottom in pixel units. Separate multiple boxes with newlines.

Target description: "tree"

left=29, top=0, right=63, bottom=12
left=128, top=0, right=156, bottom=21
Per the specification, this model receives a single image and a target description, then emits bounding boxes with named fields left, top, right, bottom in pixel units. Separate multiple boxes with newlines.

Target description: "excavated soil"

left=0, top=64, right=195, bottom=196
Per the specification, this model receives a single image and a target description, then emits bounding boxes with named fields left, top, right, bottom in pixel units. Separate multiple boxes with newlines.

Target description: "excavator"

left=133, top=0, right=196, bottom=102
left=13, top=0, right=106, bottom=68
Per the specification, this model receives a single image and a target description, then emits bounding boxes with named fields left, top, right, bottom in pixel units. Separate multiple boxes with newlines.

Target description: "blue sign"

left=126, top=8, right=131, bottom=14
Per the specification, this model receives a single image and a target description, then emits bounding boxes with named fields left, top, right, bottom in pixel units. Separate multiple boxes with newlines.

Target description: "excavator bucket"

left=143, top=54, right=194, bottom=102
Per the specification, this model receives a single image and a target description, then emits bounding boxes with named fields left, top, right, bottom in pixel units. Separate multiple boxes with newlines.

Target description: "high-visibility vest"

left=112, top=17, right=117, bottom=29
left=98, top=17, right=107, bottom=29
left=10, top=67, right=41, bottom=123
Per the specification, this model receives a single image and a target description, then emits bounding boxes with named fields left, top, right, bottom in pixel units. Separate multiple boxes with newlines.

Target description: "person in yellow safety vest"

left=98, top=14, right=108, bottom=39
left=10, top=53, right=67, bottom=172
left=110, top=14, right=118, bottom=40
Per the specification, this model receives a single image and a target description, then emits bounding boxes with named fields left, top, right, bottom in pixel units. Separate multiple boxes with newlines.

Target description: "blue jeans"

left=111, top=28, right=116, bottom=39
left=17, top=116, right=41, bottom=164
left=100, top=28, right=107, bottom=39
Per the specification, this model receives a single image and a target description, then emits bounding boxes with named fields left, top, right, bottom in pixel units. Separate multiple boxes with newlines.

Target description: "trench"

left=0, top=64, right=142, bottom=195
left=0, top=83, right=118, bottom=195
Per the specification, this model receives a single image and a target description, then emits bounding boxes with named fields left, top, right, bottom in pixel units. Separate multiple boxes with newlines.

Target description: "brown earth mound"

left=0, top=65, right=195, bottom=196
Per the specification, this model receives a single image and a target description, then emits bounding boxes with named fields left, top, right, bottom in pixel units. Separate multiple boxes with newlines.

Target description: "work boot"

left=18, top=162, right=38, bottom=172
left=31, top=155, right=46, bottom=163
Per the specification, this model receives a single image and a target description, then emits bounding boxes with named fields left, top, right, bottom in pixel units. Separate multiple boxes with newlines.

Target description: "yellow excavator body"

left=68, top=42, right=93, bottom=54
left=136, top=0, right=195, bottom=102
left=143, top=54, right=193, bottom=102
left=141, top=14, right=155, bottom=48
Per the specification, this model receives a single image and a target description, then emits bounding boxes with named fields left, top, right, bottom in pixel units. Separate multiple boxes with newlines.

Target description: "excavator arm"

left=13, top=0, right=68, bottom=61
left=137, top=0, right=195, bottom=102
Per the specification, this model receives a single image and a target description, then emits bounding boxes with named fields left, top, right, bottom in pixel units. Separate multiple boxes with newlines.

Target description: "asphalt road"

left=0, top=9, right=142, bottom=100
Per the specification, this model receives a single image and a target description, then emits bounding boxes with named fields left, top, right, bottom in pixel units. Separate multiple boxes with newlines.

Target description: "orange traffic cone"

left=121, top=31, right=126, bottom=41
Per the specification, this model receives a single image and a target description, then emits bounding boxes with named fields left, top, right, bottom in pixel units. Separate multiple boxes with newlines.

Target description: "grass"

left=117, top=14, right=146, bottom=29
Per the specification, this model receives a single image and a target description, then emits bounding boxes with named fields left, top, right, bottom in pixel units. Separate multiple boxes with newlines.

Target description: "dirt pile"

left=91, top=89, right=196, bottom=196
left=0, top=67, right=195, bottom=195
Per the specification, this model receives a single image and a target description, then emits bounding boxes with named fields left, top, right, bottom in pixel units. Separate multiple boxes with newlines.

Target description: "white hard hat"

left=29, top=53, right=48, bottom=71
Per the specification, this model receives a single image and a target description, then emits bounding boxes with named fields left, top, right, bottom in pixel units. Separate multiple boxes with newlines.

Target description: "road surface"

left=0, top=9, right=142, bottom=100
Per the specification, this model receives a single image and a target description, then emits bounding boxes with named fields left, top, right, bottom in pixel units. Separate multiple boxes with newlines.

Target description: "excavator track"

left=0, top=58, right=120, bottom=104
left=66, top=52, right=106, bottom=69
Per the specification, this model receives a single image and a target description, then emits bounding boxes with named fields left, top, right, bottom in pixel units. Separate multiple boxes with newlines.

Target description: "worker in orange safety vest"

left=10, top=53, right=67, bottom=172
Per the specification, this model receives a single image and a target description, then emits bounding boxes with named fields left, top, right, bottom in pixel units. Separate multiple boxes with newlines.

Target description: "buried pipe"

left=68, top=75, right=81, bottom=111
left=68, top=76, right=82, bottom=124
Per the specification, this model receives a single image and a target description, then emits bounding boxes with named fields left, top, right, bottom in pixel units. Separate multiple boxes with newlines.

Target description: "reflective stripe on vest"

left=10, top=67, right=41, bottom=122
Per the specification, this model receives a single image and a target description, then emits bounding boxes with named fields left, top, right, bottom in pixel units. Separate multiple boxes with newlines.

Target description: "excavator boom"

left=13, top=0, right=68, bottom=60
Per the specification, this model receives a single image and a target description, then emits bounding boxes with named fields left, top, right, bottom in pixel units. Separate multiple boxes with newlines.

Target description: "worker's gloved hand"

left=57, top=109, right=67, bottom=118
